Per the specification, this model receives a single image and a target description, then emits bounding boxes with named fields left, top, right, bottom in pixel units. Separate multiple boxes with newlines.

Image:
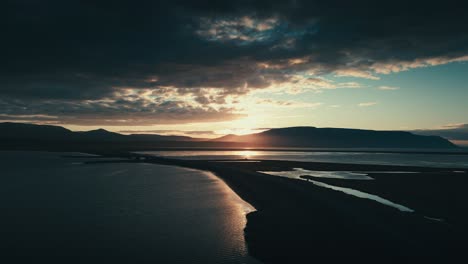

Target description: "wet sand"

left=89, top=154, right=468, bottom=263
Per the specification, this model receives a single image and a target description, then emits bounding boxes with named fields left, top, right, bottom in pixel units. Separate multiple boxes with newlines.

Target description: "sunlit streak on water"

left=305, top=179, right=414, bottom=212
left=200, top=170, right=257, bottom=215
left=259, top=168, right=374, bottom=180
left=259, top=170, right=414, bottom=212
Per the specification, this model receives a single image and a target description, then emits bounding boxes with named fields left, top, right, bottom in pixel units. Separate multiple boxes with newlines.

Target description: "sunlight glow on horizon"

left=239, top=150, right=258, bottom=159
left=216, top=115, right=270, bottom=136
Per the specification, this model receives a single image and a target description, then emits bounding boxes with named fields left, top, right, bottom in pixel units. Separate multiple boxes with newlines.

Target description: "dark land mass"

left=212, top=126, right=457, bottom=148
left=88, top=154, right=468, bottom=264
left=0, top=122, right=458, bottom=150
left=0, top=122, right=204, bottom=142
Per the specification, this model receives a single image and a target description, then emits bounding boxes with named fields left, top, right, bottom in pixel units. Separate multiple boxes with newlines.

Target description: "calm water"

left=259, top=168, right=374, bottom=180
left=137, top=150, right=468, bottom=168
left=259, top=168, right=414, bottom=212
left=0, top=151, right=260, bottom=264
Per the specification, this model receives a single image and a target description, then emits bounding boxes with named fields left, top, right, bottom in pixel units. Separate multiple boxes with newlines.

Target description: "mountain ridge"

left=210, top=126, right=457, bottom=148
left=0, top=122, right=458, bottom=149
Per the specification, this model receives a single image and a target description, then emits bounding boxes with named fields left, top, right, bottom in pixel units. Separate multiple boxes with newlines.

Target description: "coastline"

left=89, top=153, right=468, bottom=263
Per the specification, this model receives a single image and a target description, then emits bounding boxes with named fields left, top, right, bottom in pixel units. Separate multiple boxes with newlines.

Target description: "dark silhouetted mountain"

left=211, top=134, right=238, bottom=142
left=0, top=123, right=458, bottom=150
left=75, top=129, right=127, bottom=141
left=211, top=126, right=457, bottom=148
left=0, top=122, right=73, bottom=140
left=128, top=134, right=206, bottom=142
left=0, top=123, right=199, bottom=143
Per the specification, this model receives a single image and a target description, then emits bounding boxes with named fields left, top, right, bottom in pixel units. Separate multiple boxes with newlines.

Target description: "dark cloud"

left=1, top=0, right=468, bottom=125
left=0, top=95, right=244, bottom=126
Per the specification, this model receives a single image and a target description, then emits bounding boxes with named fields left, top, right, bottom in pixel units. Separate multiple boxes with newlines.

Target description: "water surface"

left=138, top=150, right=468, bottom=168
left=259, top=169, right=413, bottom=212
left=302, top=178, right=414, bottom=213
left=0, top=151, right=259, bottom=264
left=259, top=168, right=374, bottom=180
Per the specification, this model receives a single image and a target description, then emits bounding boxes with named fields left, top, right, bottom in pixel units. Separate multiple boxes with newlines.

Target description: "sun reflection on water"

left=239, top=150, right=258, bottom=159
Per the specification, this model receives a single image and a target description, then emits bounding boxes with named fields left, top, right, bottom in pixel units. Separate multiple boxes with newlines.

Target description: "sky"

left=1, top=0, right=468, bottom=142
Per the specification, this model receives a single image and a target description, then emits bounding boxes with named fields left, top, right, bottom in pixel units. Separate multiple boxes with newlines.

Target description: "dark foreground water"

left=0, top=151, right=259, bottom=264
left=138, top=149, right=468, bottom=168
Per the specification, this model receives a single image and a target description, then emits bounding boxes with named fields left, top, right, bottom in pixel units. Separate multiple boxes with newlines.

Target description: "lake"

left=137, top=149, right=468, bottom=168
left=0, top=151, right=260, bottom=264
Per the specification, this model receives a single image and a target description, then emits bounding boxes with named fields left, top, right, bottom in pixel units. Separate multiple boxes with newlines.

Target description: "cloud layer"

left=2, top=0, right=468, bottom=125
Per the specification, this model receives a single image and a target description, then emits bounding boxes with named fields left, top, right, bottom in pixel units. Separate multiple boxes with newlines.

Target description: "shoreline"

left=87, top=153, right=468, bottom=263
left=3, top=146, right=468, bottom=156
left=0, top=151, right=263, bottom=264
left=134, top=147, right=468, bottom=155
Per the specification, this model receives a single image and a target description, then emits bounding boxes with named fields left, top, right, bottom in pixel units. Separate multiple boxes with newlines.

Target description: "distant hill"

left=212, top=134, right=240, bottom=142
left=211, top=126, right=457, bottom=149
left=0, top=123, right=457, bottom=150
left=0, top=122, right=73, bottom=140
left=75, top=129, right=127, bottom=141
left=0, top=122, right=200, bottom=143
left=128, top=134, right=206, bottom=142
